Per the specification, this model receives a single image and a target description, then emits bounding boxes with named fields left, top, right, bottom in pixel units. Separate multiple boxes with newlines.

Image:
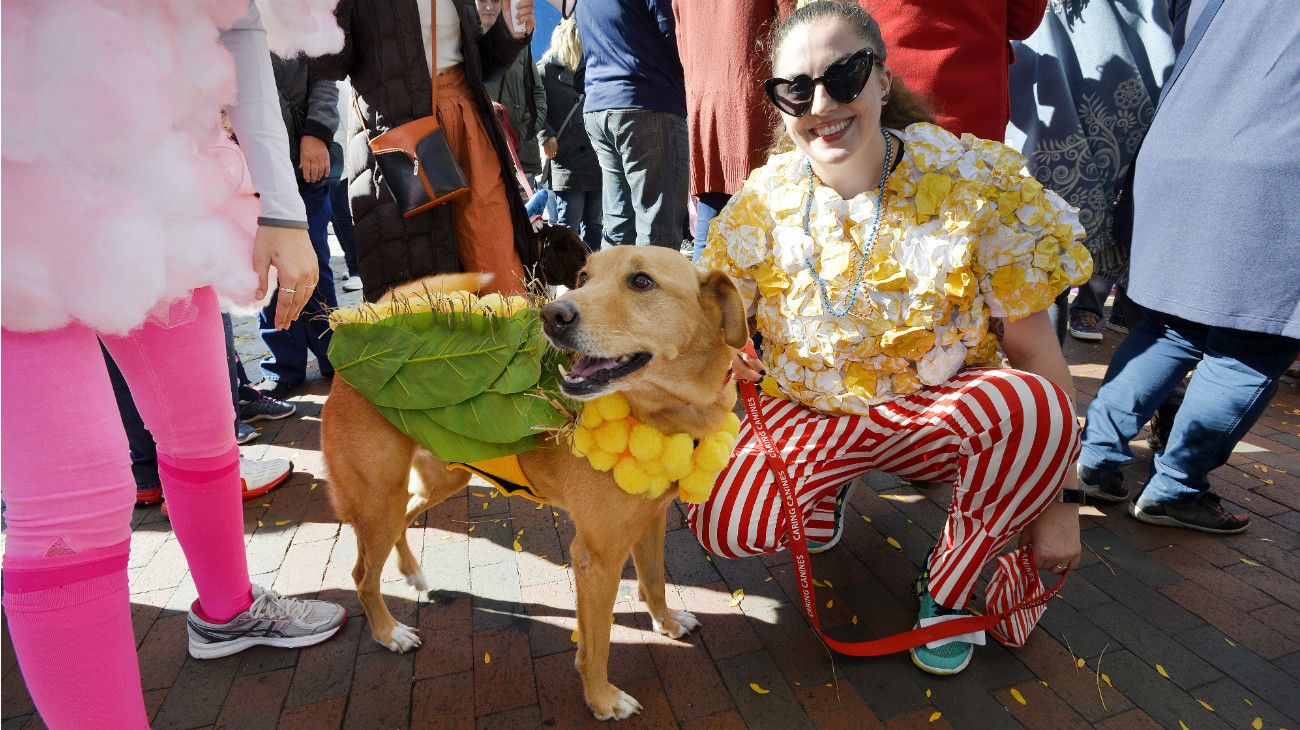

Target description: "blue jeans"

left=257, top=185, right=338, bottom=385
left=329, top=179, right=359, bottom=278
left=692, top=192, right=731, bottom=262
left=553, top=189, right=603, bottom=251
left=1079, top=311, right=1300, bottom=503
left=583, top=109, right=689, bottom=249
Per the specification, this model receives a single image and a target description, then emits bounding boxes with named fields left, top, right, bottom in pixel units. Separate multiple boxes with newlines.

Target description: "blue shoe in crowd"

left=236, top=421, right=259, bottom=445
left=239, top=390, right=297, bottom=423
left=807, top=481, right=856, bottom=554
left=910, top=571, right=975, bottom=676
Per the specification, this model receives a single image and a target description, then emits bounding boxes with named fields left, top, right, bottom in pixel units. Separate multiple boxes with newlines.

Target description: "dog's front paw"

left=587, top=684, right=642, bottom=721
left=382, top=623, right=422, bottom=653
left=404, top=569, right=429, bottom=592
left=651, top=609, right=700, bottom=639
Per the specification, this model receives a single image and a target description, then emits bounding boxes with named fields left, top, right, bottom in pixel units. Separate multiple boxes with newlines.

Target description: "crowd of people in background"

left=2, top=0, right=1297, bottom=726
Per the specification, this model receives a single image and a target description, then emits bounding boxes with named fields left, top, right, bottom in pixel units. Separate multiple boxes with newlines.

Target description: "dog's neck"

left=619, top=341, right=736, bottom=439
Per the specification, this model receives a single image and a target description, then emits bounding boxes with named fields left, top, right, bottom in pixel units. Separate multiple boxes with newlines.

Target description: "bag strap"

left=428, top=0, right=440, bottom=112
left=736, top=344, right=1067, bottom=656
left=541, top=92, right=585, bottom=185
left=1155, top=0, right=1224, bottom=115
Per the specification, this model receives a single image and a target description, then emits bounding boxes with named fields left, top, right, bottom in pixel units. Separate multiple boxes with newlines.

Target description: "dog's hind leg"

left=571, top=533, right=643, bottom=721
left=630, top=506, right=700, bottom=640
left=398, top=450, right=472, bottom=594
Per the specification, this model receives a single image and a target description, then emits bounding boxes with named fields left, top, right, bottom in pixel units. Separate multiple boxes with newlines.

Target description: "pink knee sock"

left=3, top=540, right=148, bottom=729
left=157, top=445, right=252, bottom=622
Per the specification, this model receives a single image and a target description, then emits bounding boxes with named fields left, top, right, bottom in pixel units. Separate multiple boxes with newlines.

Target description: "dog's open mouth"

left=560, top=352, right=652, bottom=397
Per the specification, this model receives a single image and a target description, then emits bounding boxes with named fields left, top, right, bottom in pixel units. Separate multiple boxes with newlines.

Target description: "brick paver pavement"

left=4, top=266, right=1299, bottom=729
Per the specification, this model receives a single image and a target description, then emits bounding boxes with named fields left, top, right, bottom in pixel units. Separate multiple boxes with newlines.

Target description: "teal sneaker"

left=909, top=572, right=975, bottom=675
left=807, top=481, right=855, bottom=554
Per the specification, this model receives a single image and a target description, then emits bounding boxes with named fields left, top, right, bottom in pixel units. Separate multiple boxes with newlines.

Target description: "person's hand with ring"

left=252, top=224, right=318, bottom=330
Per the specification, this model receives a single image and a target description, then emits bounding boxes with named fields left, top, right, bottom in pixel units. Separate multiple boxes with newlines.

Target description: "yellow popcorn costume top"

left=700, top=123, right=1092, bottom=416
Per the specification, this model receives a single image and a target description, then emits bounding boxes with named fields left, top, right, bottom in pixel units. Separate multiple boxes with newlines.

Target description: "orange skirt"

left=435, top=66, right=525, bottom=295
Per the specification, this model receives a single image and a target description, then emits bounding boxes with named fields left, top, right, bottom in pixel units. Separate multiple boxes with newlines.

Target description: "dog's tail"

left=376, top=272, right=494, bottom=305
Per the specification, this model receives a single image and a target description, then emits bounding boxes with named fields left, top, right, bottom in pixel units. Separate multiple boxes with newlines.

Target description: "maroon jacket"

left=865, top=0, right=1048, bottom=141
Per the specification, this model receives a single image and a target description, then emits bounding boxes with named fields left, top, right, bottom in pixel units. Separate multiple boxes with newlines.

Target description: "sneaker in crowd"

left=910, top=571, right=975, bottom=676
left=1128, top=491, right=1249, bottom=534
left=161, top=457, right=292, bottom=518
left=254, top=378, right=300, bottom=402
left=1076, top=464, right=1129, bottom=503
left=187, top=585, right=346, bottom=659
left=136, top=487, right=164, bottom=507
left=1104, top=313, right=1129, bottom=335
left=1067, top=311, right=1104, bottom=341
left=239, top=391, right=297, bottom=423
left=240, top=456, right=293, bottom=501
left=236, top=421, right=260, bottom=445
left=341, top=275, right=364, bottom=292
left=807, top=481, right=855, bottom=554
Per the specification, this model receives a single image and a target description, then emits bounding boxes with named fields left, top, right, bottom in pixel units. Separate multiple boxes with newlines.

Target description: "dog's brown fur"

left=321, top=247, right=748, bottom=720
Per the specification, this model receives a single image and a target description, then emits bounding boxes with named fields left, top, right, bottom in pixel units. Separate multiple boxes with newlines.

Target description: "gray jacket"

left=270, top=52, right=340, bottom=173
left=484, top=46, right=551, bottom=177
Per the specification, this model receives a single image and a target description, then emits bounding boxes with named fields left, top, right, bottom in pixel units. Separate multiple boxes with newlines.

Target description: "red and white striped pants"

left=687, top=368, right=1080, bottom=609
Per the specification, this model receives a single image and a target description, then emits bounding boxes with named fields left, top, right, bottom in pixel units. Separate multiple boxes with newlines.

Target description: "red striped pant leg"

left=923, top=369, right=1081, bottom=609
left=686, top=392, right=874, bottom=558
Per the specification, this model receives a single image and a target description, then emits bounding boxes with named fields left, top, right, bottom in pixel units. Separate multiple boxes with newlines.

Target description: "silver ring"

left=279, top=287, right=296, bottom=294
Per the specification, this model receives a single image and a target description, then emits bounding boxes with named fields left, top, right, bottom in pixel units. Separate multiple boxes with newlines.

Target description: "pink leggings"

left=2, top=288, right=252, bottom=728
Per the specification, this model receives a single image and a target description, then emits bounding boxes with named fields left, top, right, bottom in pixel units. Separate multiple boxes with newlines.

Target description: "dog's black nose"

left=541, top=300, right=579, bottom=337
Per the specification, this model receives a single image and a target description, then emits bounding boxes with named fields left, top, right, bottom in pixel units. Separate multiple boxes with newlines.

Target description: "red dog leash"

left=737, top=368, right=1067, bottom=655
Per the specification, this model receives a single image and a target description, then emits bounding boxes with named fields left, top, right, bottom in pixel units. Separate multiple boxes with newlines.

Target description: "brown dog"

left=321, top=246, right=748, bottom=720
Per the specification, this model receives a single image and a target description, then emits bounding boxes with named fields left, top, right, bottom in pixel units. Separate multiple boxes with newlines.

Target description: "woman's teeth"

left=813, top=118, right=852, bottom=137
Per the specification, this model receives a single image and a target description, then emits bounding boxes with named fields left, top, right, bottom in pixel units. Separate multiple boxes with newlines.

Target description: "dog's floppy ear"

left=538, top=224, right=589, bottom=289
left=698, top=270, right=750, bottom=349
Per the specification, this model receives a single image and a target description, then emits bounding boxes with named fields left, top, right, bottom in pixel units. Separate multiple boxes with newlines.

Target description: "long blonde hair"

left=544, top=18, right=583, bottom=72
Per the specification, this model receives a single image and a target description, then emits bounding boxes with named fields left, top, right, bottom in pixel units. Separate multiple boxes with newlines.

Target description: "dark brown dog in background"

left=321, top=247, right=748, bottom=720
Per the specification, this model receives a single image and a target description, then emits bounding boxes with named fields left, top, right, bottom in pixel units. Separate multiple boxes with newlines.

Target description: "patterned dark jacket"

left=313, top=0, right=537, bottom=302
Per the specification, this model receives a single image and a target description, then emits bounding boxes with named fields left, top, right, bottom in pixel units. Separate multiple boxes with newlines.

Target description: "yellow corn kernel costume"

left=700, top=122, right=1092, bottom=416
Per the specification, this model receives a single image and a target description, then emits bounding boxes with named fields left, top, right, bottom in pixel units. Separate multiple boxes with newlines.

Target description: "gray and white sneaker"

left=187, top=585, right=346, bottom=659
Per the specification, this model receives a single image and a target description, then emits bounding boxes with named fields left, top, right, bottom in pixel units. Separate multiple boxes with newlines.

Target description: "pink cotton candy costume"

left=1, top=2, right=340, bottom=727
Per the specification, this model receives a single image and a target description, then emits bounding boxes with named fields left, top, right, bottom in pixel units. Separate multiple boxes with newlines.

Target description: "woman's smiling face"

left=772, top=18, right=892, bottom=171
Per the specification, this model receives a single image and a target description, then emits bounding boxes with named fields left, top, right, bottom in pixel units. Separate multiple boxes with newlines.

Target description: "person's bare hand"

left=1019, top=500, right=1081, bottom=575
left=299, top=135, right=330, bottom=183
left=731, top=349, right=765, bottom=382
left=506, top=0, right=535, bottom=37
left=252, top=225, right=319, bottom=330
left=541, top=136, right=558, bottom=159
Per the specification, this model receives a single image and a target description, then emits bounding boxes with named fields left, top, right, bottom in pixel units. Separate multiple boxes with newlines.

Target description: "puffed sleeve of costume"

left=697, top=175, right=776, bottom=319
left=310, top=0, right=354, bottom=81
left=969, top=137, right=1092, bottom=321
left=219, top=2, right=308, bottom=227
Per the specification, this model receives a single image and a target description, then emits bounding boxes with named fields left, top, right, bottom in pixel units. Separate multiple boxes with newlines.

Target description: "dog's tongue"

left=569, top=355, right=618, bottom=378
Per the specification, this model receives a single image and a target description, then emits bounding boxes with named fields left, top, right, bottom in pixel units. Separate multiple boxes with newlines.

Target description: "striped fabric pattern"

left=687, top=368, right=1080, bottom=610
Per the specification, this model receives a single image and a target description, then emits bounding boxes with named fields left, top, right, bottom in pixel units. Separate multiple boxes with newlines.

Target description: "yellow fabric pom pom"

left=571, top=426, right=594, bottom=456
left=580, top=405, right=604, bottom=429
left=694, top=440, right=731, bottom=473
left=639, top=457, right=664, bottom=476
left=628, top=424, right=665, bottom=461
left=678, top=468, right=717, bottom=503
left=587, top=449, right=618, bottom=472
left=662, top=433, right=695, bottom=480
left=613, top=456, right=652, bottom=494
left=594, top=393, right=630, bottom=422
left=722, top=412, right=741, bottom=437
left=644, top=474, right=672, bottom=499
left=594, top=419, right=629, bottom=454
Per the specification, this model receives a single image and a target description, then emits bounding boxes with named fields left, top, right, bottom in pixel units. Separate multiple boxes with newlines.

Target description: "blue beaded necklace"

left=802, top=128, right=892, bottom=318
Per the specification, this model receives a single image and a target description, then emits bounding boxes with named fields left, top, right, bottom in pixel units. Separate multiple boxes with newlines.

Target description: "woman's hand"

left=732, top=348, right=765, bottom=382
left=299, top=136, right=330, bottom=183
left=506, top=0, right=535, bottom=38
left=252, top=224, right=319, bottom=330
left=541, top=136, right=558, bottom=159
left=1018, top=500, right=1081, bottom=575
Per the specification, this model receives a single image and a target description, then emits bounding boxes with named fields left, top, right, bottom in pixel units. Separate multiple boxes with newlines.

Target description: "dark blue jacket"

left=576, top=0, right=686, bottom=116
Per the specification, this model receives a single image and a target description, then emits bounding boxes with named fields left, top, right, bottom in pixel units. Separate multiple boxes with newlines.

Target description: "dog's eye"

left=575, top=271, right=588, bottom=288
left=629, top=273, right=655, bottom=291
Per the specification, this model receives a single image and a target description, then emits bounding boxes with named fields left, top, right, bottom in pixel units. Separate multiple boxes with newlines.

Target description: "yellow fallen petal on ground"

left=1252, top=717, right=1263, bottom=729
left=1076, top=658, right=1086, bottom=668
left=749, top=682, right=770, bottom=695
left=1010, top=688, right=1026, bottom=705
left=472, top=492, right=487, bottom=497
left=513, top=539, right=522, bottom=552
left=813, top=579, right=826, bottom=587
left=852, top=615, right=859, bottom=625
left=1241, top=558, right=1260, bottom=566
left=484, top=652, right=491, bottom=664
left=1197, top=700, right=1214, bottom=712
left=729, top=588, right=745, bottom=607
left=1178, top=722, right=1189, bottom=730
left=257, top=520, right=264, bottom=528
left=535, top=503, right=543, bottom=510
left=482, top=502, right=489, bottom=510
left=1102, top=674, right=1112, bottom=687
left=1252, top=464, right=1270, bottom=473
left=929, top=711, right=942, bottom=723
left=571, top=629, right=578, bottom=643
left=1040, top=681, right=1049, bottom=687
left=1263, top=479, right=1274, bottom=486
left=887, top=537, right=902, bottom=550
left=1226, top=638, right=1237, bottom=646
left=1245, top=699, right=1253, bottom=706
left=275, top=520, right=290, bottom=526
left=262, top=502, right=271, bottom=507
left=862, top=515, right=872, bottom=523
left=826, top=600, right=834, bottom=609
left=1157, top=664, right=1170, bottom=678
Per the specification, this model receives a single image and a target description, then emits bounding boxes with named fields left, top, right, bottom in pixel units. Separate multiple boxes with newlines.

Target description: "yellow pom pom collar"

left=569, top=393, right=741, bottom=503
